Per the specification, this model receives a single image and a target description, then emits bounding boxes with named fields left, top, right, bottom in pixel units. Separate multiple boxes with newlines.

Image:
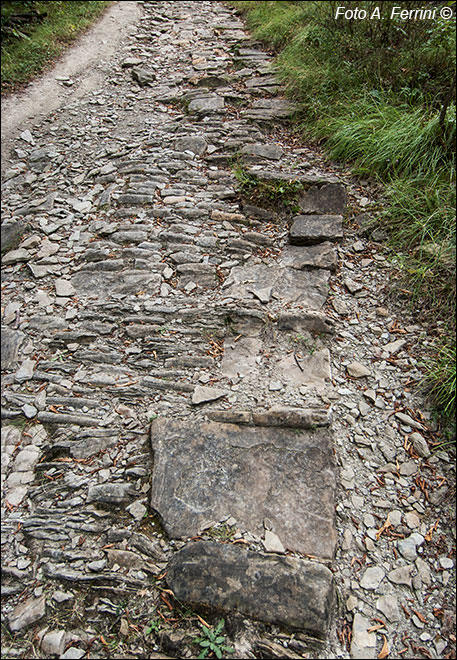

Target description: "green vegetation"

left=193, top=618, right=235, bottom=659
left=1, top=1, right=111, bottom=93
left=231, top=0, right=456, bottom=425
left=233, top=160, right=304, bottom=212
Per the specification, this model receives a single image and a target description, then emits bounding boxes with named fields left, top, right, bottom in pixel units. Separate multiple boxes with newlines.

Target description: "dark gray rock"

left=299, top=184, right=347, bottom=215
left=131, top=67, right=156, bottom=86
left=281, top=243, right=337, bottom=271
left=289, top=215, right=343, bottom=245
left=188, top=95, right=225, bottom=114
left=174, top=136, right=207, bottom=155
left=1, top=221, right=26, bottom=254
left=167, top=541, right=334, bottom=637
left=1, top=327, right=27, bottom=370
left=240, top=143, right=284, bottom=160
left=150, top=417, right=336, bottom=558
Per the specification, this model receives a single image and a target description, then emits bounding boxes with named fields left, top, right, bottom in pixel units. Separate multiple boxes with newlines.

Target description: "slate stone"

left=8, top=596, right=46, bottom=632
left=188, top=95, right=225, bottom=113
left=350, top=613, right=376, bottom=659
left=2, top=248, right=31, bottom=265
left=224, top=264, right=330, bottom=310
left=299, top=184, right=347, bottom=215
left=1, top=327, right=27, bottom=370
left=289, top=215, right=343, bottom=245
left=191, top=385, right=227, bottom=405
left=240, top=143, right=284, bottom=160
left=131, top=67, right=156, bottom=86
left=167, top=541, right=334, bottom=637
left=71, top=270, right=162, bottom=298
left=1, top=221, right=26, bottom=254
left=150, top=417, right=336, bottom=558
left=174, top=136, right=207, bottom=155
left=280, top=243, right=337, bottom=271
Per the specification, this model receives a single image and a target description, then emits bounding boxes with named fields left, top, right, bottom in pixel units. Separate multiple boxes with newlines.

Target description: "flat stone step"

left=289, top=215, right=344, bottom=245
left=150, top=417, right=336, bottom=559
left=167, top=541, right=334, bottom=638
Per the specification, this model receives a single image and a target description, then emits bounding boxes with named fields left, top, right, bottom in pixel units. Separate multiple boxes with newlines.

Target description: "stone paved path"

left=1, top=2, right=455, bottom=659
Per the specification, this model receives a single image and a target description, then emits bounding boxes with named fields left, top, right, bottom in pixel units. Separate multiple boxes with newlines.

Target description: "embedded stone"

left=289, top=215, right=343, bottom=245
left=188, top=95, right=225, bottom=113
left=8, top=596, right=46, bottom=632
left=347, top=362, right=371, bottom=378
left=191, top=385, right=227, bottom=405
left=280, top=243, right=337, bottom=271
left=1, top=328, right=26, bottom=370
left=150, top=417, right=336, bottom=558
left=167, top=541, right=334, bottom=636
left=299, top=183, right=347, bottom=215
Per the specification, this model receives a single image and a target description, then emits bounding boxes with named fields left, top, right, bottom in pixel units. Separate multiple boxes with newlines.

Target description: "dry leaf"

left=413, top=610, right=427, bottom=623
left=368, top=624, right=386, bottom=633
left=376, top=514, right=391, bottom=540
left=378, top=635, right=389, bottom=659
left=196, top=613, right=211, bottom=628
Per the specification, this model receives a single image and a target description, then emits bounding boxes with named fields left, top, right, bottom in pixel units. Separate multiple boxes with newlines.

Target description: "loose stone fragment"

left=388, top=565, right=413, bottom=587
left=376, top=594, right=401, bottom=622
left=347, top=361, right=371, bottom=378
left=191, top=385, right=227, bottom=405
left=8, top=596, right=46, bottom=632
left=167, top=541, right=334, bottom=637
left=360, top=565, right=385, bottom=590
left=350, top=613, right=377, bottom=659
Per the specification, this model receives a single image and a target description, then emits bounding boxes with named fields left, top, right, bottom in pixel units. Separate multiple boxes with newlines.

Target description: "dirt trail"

left=1, top=1, right=142, bottom=175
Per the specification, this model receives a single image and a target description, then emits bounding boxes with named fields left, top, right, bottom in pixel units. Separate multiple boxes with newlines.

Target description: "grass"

left=1, top=1, right=112, bottom=94
left=230, top=0, right=456, bottom=426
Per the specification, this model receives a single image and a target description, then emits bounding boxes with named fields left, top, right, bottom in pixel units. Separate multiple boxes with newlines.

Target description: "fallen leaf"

left=196, top=613, right=211, bottom=628
left=376, top=514, right=392, bottom=540
left=368, top=624, right=386, bottom=633
left=413, top=610, right=427, bottom=623
left=378, top=635, right=389, bottom=658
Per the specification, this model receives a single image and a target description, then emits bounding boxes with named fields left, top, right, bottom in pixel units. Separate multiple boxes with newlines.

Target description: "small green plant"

left=144, top=618, right=161, bottom=636
left=206, top=523, right=235, bottom=542
left=194, top=619, right=235, bottom=659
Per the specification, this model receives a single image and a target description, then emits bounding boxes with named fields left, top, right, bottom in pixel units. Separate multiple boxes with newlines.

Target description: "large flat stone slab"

left=71, top=269, right=161, bottom=298
left=280, top=243, right=337, bottom=271
left=223, top=264, right=330, bottom=309
left=167, top=541, right=334, bottom=637
left=150, top=417, right=336, bottom=558
left=299, top=183, right=347, bottom=215
left=290, top=215, right=343, bottom=245
left=1, top=327, right=27, bottom=370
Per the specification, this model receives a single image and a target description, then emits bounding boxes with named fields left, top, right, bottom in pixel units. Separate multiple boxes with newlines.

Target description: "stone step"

left=167, top=541, right=334, bottom=638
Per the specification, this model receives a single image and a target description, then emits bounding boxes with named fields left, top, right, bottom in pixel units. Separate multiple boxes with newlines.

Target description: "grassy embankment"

left=231, top=1, right=456, bottom=434
left=1, top=0, right=111, bottom=94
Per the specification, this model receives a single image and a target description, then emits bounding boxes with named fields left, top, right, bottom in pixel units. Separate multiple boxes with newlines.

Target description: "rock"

left=167, top=541, right=334, bottom=636
left=399, top=461, right=417, bottom=477
left=344, top=277, right=363, bottom=294
left=410, top=432, right=430, bottom=458
left=415, top=557, right=432, bottom=586
left=347, top=362, right=371, bottom=378
left=127, top=500, right=147, bottom=521
left=439, top=557, right=454, bottom=570
left=240, top=143, right=284, bottom=160
left=397, top=533, right=424, bottom=561
left=1, top=328, right=26, bottom=370
left=55, top=278, right=76, bottom=297
left=122, top=57, right=143, bottom=67
left=8, top=596, right=46, bottom=632
left=404, top=512, right=421, bottom=528
left=60, top=648, right=86, bottom=660
left=281, top=243, right=337, bottom=271
left=332, top=298, right=348, bottom=315
left=131, top=67, right=156, bottom=86
left=289, top=215, right=343, bottom=245
left=86, top=482, right=134, bottom=504
left=15, top=358, right=36, bottom=383
left=360, top=565, right=385, bottom=590
left=150, top=417, right=336, bottom=558
left=41, top=629, right=67, bottom=656
left=191, top=385, right=227, bottom=405
left=20, top=129, right=34, bottom=144
left=299, top=183, right=347, bottom=215
left=2, top=248, right=31, bottom=265
left=387, top=565, right=413, bottom=587
left=383, top=339, right=406, bottom=354
left=188, top=95, right=225, bottom=113
left=175, top=136, right=207, bottom=155
left=1, top=221, right=26, bottom=253
left=350, top=613, right=377, bottom=659
left=262, top=530, right=285, bottom=553
left=376, top=594, right=400, bottom=622
left=395, top=412, right=426, bottom=431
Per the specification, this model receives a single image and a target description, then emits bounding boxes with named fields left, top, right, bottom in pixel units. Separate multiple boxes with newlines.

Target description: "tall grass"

left=1, top=1, right=111, bottom=93
left=230, top=1, right=456, bottom=426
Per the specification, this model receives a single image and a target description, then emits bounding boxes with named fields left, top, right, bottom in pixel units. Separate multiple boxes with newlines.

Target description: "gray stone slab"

left=290, top=215, right=343, bottom=245
left=281, top=243, right=337, bottom=271
left=1, top=327, right=27, bottom=370
left=167, top=541, right=334, bottom=637
left=188, top=95, right=224, bottom=113
left=71, top=270, right=161, bottom=298
left=150, top=417, right=336, bottom=558
left=299, top=184, right=347, bottom=215
left=1, top=221, right=26, bottom=254
left=223, top=264, right=330, bottom=309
